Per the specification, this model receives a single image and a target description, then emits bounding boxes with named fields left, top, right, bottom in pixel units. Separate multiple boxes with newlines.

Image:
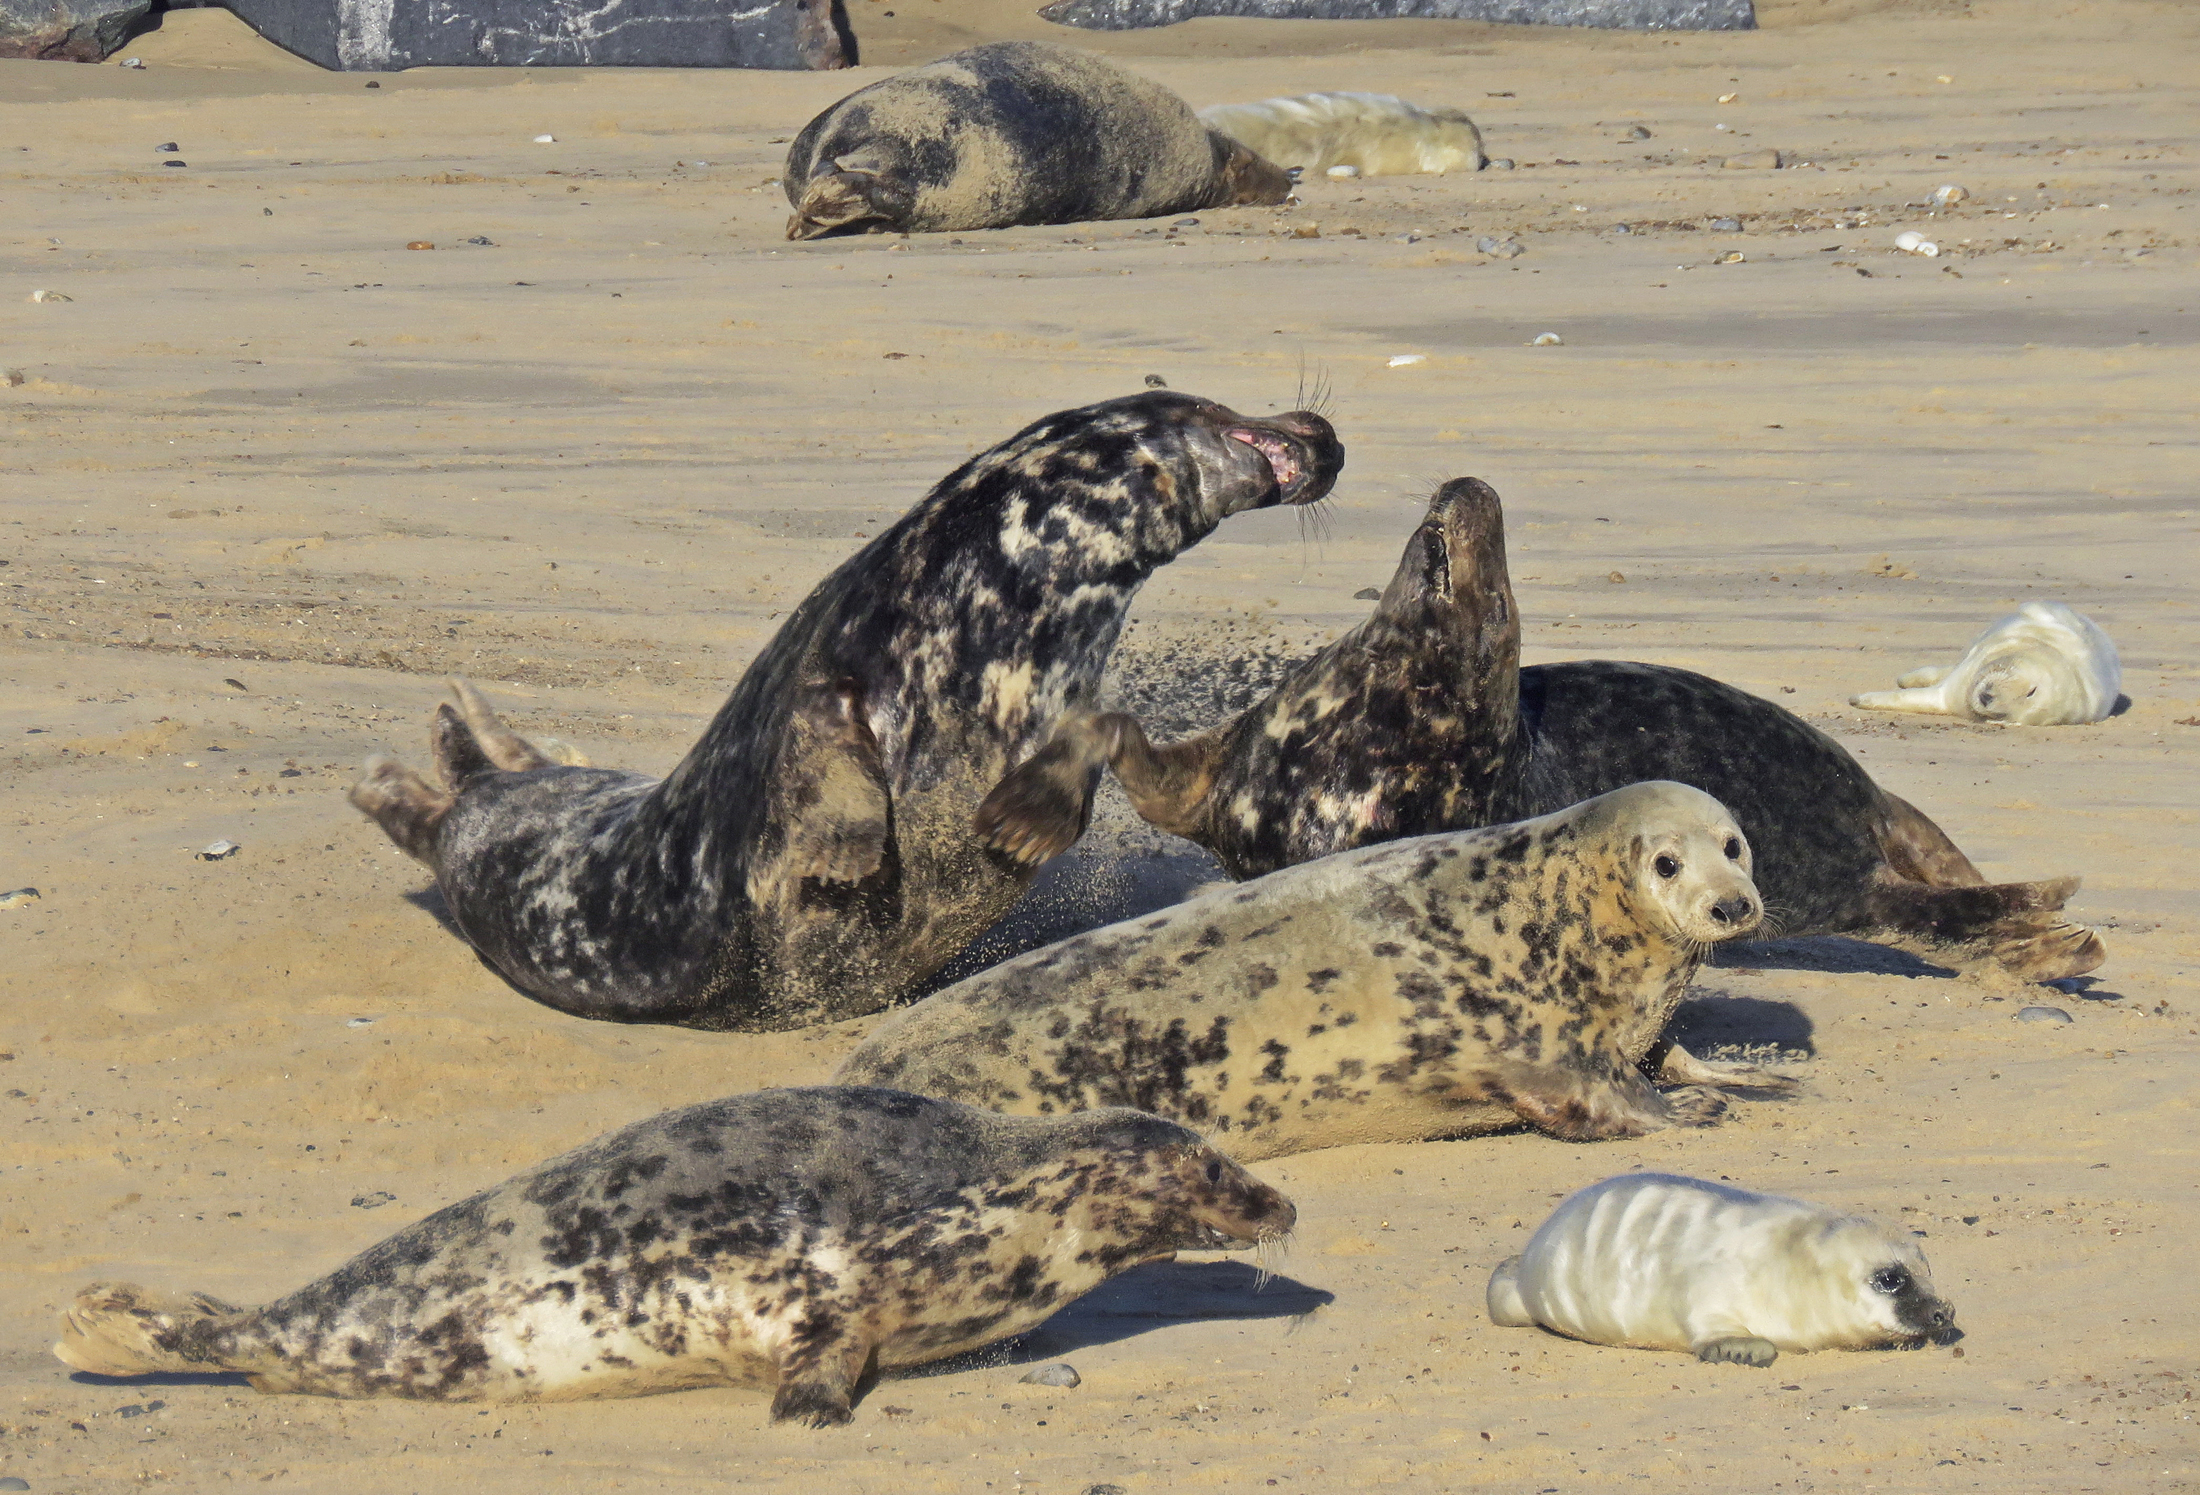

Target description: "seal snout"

left=1182, top=1149, right=1298, bottom=1245
left=1224, top=410, right=1343, bottom=508
left=1708, top=892, right=1759, bottom=931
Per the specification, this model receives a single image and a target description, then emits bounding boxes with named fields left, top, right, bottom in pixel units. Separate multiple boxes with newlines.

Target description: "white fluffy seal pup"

left=1196, top=92, right=1484, bottom=177
left=53, top=1088, right=1295, bottom=1423
left=1487, top=1172, right=1958, bottom=1366
left=839, top=782, right=1773, bottom=1161
left=1851, top=601, right=2121, bottom=726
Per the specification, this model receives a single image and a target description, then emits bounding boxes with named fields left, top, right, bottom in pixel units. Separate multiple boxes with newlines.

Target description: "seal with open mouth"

left=1488, top=1173, right=1959, bottom=1365
left=54, top=1087, right=1296, bottom=1420
left=349, top=391, right=1342, bottom=1030
left=977, top=476, right=2103, bottom=982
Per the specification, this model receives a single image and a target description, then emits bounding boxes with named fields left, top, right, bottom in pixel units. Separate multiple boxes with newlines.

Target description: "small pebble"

left=1143, top=374, right=1167, bottom=388
left=1172, top=217, right=1199, bottom=227
left=2017, top=1006, right=2074, bottom=1025
left=1710, top=216, right=1742, bottom=232
left=1931, top=183, right=1969, bottom=208
left=1325, top=164, right=1359, bottom=179
left=1477, top=236, right=1523, bottom=259
left=1354, top=587, right=1381, bottom=601
left=1531, top=332, right=1563, bottom=346
left=156, top=142, right=178, bottom=153
left=465, top=235, right=495, bottom=246
left=197, top=840, right=240, bottom=862
left=1487, top=158, right=1514, bottom=170
left=1624, top=125, right=1652, bottom=140
left=0, top=888, right=39, bottom=910
left=162, top=160, right=187, bottom=169
left=1715, top=250, right=1746, bottom=264
left=1019, top=1362, right=1081, bottom=1388
left=3, top=369, right=23, bottom=386
left=346, top=1017, right=377, bottom=1028
left=1290, top=224, right=1320, bottom=239
left=1607, top=571, right=1626, bottom=583
left=1611, top=223, right=1633, bottom=234
left=406, top=241, right=435, bottom=251
left=352, top=1191, right=398, bottom=1209
left=1387, top=354, right=1426, bottom=367
left=120, top=55, right=143, bottom=67
left=533, top=134, right=556, bottom=144
left=1, top=1476, right=30, bottom=1490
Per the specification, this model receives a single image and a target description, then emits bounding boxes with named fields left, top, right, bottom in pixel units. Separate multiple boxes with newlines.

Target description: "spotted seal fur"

left=840, top=782, right=1767, bottom=1160
left=1488, top=1172, right=1959, bottom=1365
left=783, top=41, right=1293, bottom=240
left=53, top=1087, right=1294, bottom=1421
left=349, top=392, right=1342, bottom=1031
left=978, top=476, right=2103, bottom=981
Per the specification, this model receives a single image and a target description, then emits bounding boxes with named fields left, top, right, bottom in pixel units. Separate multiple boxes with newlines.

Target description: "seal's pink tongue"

left=1228, top=428, right=1303, bottom=491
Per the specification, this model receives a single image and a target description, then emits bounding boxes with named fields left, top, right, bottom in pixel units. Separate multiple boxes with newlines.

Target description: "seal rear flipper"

left=54, top=1282, right=255, bottom=1378
left=446, top=678, right=556, bottom=774
left=1863, top=869, right=2106, bottom=979
left=349, top=754, right=453, bottom=867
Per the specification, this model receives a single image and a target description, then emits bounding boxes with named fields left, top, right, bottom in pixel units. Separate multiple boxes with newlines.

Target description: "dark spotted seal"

left=978, top=476, right=2102, bottom=981
left=53, top=1087, right=1295, bottom=1422
left=783, top=41, right=1293, bottom=240
left=350, top=392, right=1343, bottom=1031
left=1488, top=1172, right=1958, bottom=1365
left=841, top=782, right=1768, bottom=1160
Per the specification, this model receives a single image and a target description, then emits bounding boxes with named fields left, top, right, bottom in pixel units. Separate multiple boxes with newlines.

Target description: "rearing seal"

left=55, top=1087, right=1296, bottom=1422
left=350, top=392, right=1342, bottom=1030
left=978, top=476, right=2103, bottom=980
left=840, top=782, right=1769, bottom=1161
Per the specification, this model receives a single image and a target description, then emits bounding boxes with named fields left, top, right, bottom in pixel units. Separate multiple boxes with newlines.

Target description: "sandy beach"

left=2, top=0, right=2195, bottom=1487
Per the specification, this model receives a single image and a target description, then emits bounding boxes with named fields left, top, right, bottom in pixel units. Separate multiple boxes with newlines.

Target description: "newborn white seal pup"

left=783, top=41, right=1293, bottom=239
left=841, top=782, right=1771, bottom=1160
left=1487, top=1172, right=1958, bottom=1365
left=54, top=1088, right=1295, bottom=1423
left=1198, top=93, right=1484, bottom=177
left=1851, top=601, right=2122, bottom=726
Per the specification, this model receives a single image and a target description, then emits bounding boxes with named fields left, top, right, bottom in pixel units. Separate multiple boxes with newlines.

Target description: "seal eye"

left=1204, top=1159, right=1225, bottom=1185
left=1723, top=837, right=1743, bottom=862
left=1869, top=1267, right=1910, bottom=1295
left=1654, top=854, right=1681, bottom=880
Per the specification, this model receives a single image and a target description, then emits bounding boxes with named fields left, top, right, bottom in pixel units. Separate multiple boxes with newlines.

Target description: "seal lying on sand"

left=1488, top=1173, right=1958, bottom=1365
left=842, top=782, right=1769, bottom=1161
left=350, top=392, right=1343, bottom=1031
left=783, top=41, right=1293, bottom=239
left=54, top=1088, right=1294, bottom=1421
left=979, top=477, right=2103, bottom=981
left=1852, top=600, right=2122, bottom=726
left=1198, top=93, right=1483, bottom=177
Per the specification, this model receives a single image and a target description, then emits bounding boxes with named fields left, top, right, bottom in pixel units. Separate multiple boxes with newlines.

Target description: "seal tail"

left=54, top=1283, right=256, bottom=1378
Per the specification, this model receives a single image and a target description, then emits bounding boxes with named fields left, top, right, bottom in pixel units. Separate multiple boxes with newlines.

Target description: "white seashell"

left=0, top=888, right=40, bottom=910
left=1894, top=232, right=1940, bottom=256
left=1324, top=164, right=1359, bottom=178
left=1387, top=354, right=1427, bottom=367
left=533, top=134, right=556, bottom=144
left=1531, top=332, right=1563, bottom=346
left=1931, top=183, right=1968, bottom=208
left=120, top=56, right=144, bottom=68
left=196, top=840, right=240, bottom=861
left=27, top=289, right=72, bottom=304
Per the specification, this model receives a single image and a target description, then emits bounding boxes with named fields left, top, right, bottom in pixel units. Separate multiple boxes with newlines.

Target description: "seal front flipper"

left=769, top=1334, right=877, bottom=1427
left=1695, top=1334, right=1780, bottom=1367
left=755, top=679, right=897, bottom=902
left=976, top=710, right=1221, bottom=865
left=1648, top=1037, right=1800, bottom=1097
left=1490, top=1052, right=1726, bottom=1141
left=786, top=154, right=915, bottom=240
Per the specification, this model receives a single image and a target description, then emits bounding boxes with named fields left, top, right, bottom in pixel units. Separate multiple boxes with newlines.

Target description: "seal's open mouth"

left=1227, top=427, right=1313, bottom=503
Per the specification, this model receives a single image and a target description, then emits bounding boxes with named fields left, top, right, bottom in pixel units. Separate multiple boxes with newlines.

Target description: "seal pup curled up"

left=54, top=1088, right=1295, bottom=1422
left=1851, top=600, right=2122, bottom=726
left=350, top=392, right=1343, bottom=1030
left=1197, top=93, right=1485, bottom=177
left=841, top=782, right=1766, bottom=1162
left=979, top=476, right=2103, bottom=982
left=1487, top=1172, right=1959, bottom=1365
left=783, top=41, right=1293, bottom=239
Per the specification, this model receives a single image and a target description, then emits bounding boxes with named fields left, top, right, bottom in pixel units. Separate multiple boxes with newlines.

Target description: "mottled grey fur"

left=54, top=1088, right=1294, bottom=1423
left=783, top=41, right=1293, bottom=239
left=1039, top=0, right=1753, bottom=32
left=978, top=477, right=2103, bottom=982
left=349, top=393, right=1342, bottom=1031
left=844, top=783, right=1769, bottom=1161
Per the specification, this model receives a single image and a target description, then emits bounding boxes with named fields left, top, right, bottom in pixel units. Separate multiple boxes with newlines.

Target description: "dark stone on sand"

left=220, top=0, right=854, bottom=71
left=0, top=0, right=152, bottom=61
left=1039, top=0, right=1752, bottom=33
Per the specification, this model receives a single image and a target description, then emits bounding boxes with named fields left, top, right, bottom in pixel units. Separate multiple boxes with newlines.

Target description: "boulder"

left=1040, top=0, right=1752, bottom=31
left=221, top=0, right=853, bottom=71
left=0, top=0, right=154, bottom=60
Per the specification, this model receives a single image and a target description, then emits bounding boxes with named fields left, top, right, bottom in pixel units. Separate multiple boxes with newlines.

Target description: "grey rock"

left=1624, top=124, right=1652, bottom=140
left=1477, top=235, right=1524, bottom=258
left=350, top=1190, right=398, bottom=1209
left=0, top=1477, right=28, bottom=1491
left=0, top=0, right=152, bottom=61
left=1709, top=216, right=1742, bottom=231
left=2017, top=1006, right=2074, bottom=1024
left=1354, top=587, right=1382, bottom=601
left=1019, top=1361, right=1081, bottom=1387
left=1042, top=0, right=1751, bottom=30
left=220, top=0, right=854, bottom=71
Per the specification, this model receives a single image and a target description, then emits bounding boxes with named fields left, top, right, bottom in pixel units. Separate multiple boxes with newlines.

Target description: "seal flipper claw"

left=1696, top=1335, right=1779, bottom=1367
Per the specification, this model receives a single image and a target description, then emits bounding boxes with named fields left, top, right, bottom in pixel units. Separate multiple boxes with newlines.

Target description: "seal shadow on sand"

left=895, top=1259, right=1335, bottom=1379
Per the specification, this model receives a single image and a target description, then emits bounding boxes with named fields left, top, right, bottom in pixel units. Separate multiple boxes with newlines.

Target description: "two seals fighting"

left=980, top=476, right=2104, bottom=982
left=351, top=392, right=1342, bottom=1031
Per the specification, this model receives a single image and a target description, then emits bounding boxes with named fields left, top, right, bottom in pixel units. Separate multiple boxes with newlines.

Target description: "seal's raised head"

left=1041, top=1108, right=1297, bottom=1251
left=1576, top=781, right=1761, bottom=947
